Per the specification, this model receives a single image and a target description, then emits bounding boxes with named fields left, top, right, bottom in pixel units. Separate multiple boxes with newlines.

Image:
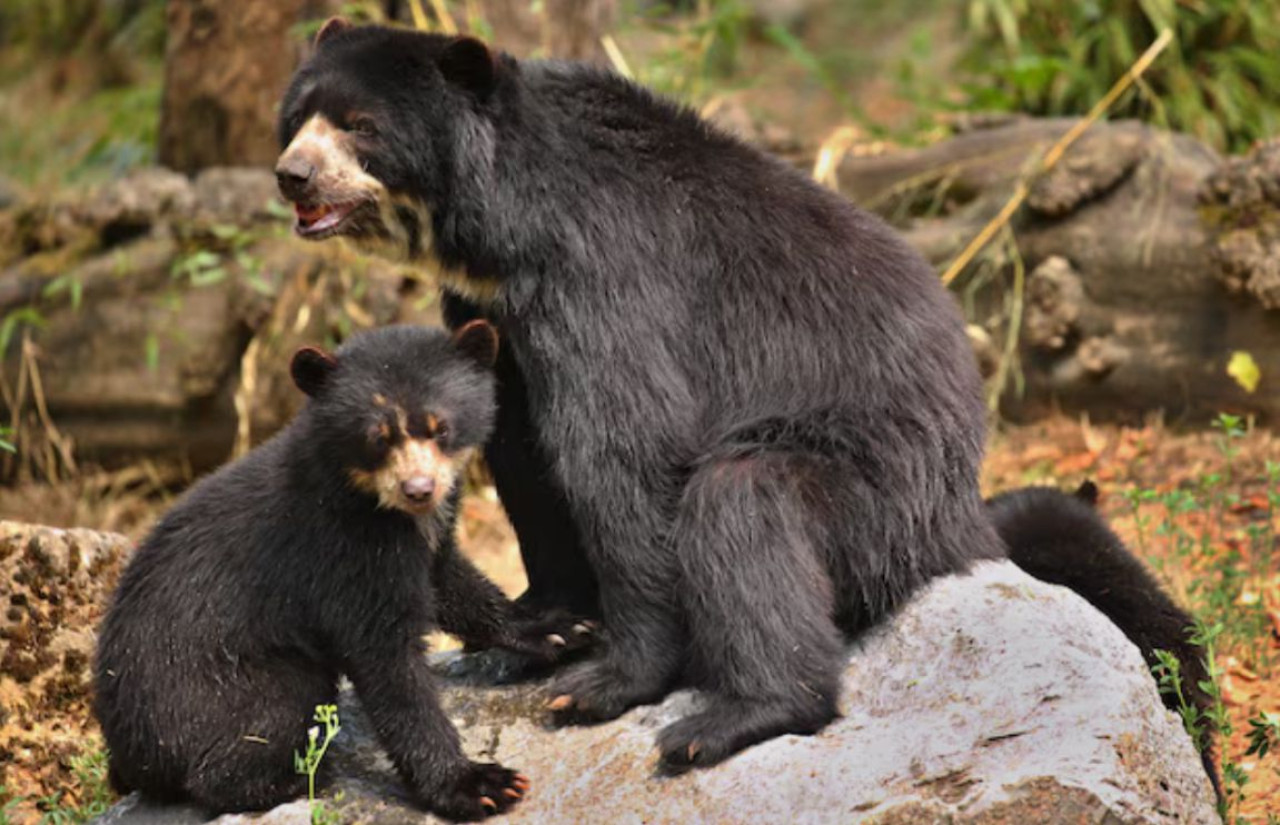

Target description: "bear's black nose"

left=402, top=477, right=435, bottom=503
left=275, top=157, right=316, bottom=200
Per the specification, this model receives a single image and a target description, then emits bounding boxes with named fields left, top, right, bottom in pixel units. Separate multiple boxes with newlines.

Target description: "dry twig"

left=940, top=28, right=1174, bottom=285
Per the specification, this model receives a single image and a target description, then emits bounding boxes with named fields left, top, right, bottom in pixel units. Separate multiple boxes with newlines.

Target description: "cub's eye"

left=426, top=413, right=450, bottom=443
left=367, top=423, right=390, bottom=449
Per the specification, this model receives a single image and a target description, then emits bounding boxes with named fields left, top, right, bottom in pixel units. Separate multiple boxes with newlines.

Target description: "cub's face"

left=291, top=321, right=499, bottom=517
left=274, top=19, right=499, bottom=261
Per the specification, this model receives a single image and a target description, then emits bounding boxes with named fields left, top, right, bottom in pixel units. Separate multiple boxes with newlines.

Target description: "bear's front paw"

left=503, top=611, right=597, bottom=665
left=429, top=762, right=529, bottom=822
left=545, top=659, right=665, bottom=725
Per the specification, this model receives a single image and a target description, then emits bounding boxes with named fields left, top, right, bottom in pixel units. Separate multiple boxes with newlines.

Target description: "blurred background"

left=1, top=1, right=1279, bottom=822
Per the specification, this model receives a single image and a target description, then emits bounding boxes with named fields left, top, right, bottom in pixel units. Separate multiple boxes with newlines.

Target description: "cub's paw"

left=504, top=612, right=597, bottom=665
left=546, top=660, right=664, bottom=725
left=430, top=762, right=529, bottom=822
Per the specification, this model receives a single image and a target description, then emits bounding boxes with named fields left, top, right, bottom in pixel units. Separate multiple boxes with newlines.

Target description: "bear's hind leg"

left=658, top=450, right=844, bottom=774
left=184, top=666, right=333, bottom=814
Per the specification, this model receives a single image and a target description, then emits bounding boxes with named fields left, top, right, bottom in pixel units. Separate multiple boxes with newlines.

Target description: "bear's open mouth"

left=293, top=200, right=368, bottom=238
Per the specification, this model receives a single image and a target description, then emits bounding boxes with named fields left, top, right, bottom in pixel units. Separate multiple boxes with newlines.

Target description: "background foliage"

left=958, top=0, right=1280, bottom=152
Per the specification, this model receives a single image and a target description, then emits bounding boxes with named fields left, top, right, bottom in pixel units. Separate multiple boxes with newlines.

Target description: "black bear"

left=989, top=481, right=1220, bottom=797
left=274, top=19, right=1005, bottom=772
left=93, top=322, right=590, bottom=819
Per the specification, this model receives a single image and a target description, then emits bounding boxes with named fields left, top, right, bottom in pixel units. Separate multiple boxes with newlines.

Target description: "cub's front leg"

left=345, top=638, right=528, bottom=821
left=433, top=543, right=596, bottom=666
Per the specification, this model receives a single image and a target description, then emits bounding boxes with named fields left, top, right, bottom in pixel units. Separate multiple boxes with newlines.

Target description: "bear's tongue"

left=295, top=202, right=351, bottom=233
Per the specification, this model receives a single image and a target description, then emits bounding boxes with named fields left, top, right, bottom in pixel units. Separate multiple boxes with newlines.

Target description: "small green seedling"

left=294, top=704, right=342, bottom=825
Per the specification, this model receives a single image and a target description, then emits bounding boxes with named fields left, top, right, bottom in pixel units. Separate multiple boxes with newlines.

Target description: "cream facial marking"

left=277, top=114, right=386, bottom=237
left=276, top=115, right=500, bottom=305
left=348, top=432, right=471, bottom=517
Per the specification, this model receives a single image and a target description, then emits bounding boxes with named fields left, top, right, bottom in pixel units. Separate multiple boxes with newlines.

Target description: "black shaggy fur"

left=93, top=324, right=587, bottom=819
left=990, top=481, right=1220, bottom=797
left=276, top=25, right=1004, bottom=772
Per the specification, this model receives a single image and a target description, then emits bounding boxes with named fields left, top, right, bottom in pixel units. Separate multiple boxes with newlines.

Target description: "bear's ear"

left=438, top=36, right=497, bottom=99
left=291, top=346, right=339, bottom=397
left=1074, top=479, right=1100, bottom=507
left=451, top=320, right=499, bottom=367
left=314, top=16, right=352, bottom=47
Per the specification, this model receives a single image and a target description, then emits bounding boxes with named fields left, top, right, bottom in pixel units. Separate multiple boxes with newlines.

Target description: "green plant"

left=1245, top=711, right=1280, bottom=759
left=294, top=704, right=342, bottom=825
left=31, top=747, right=114, bottom=825
left=1, top=786, right=23, bottom=825
left=1211, top=412, right=1246, bottom=483
left=1121, top=486, right=1158, bottom=557
left=0, top=306, right=47, bottom=353
left=1152, top=646, right=1206, bottom=751
left=958, top=0, right=1280, bottom=152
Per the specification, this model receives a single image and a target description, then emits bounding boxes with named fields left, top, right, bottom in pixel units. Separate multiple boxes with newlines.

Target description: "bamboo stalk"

left=940, top=27, right=1174, bottom=286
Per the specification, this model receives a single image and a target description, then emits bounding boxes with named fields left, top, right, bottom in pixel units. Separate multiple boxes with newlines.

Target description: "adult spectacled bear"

left=277, top=19, right=1072, bottom=775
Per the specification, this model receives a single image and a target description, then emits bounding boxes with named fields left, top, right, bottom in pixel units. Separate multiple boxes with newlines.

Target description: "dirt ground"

left=1, top=415, right=1277, bottom=820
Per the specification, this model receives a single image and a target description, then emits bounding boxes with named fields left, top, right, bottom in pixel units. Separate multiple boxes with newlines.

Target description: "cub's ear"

left=451, top=320, right=499, bottom=367
left=291, top=346, right=339, bottom=397
left=1074, top=479, right=1100, bottom=507
left=314, top=16, right=352, bottom=47
left=439, top=36, right=497, bottom=99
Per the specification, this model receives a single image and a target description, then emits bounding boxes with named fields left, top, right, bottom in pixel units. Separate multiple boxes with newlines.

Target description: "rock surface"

left=95, top=561, right=1217, bottom=824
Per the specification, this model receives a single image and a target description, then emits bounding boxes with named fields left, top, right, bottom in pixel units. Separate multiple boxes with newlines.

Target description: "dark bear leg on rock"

left=441, top=290, right=599, bottom=619
left=484, top=392, right=599, bottom=619
left=547, top=579, right=685, bottom=723
left=657, top=451, right=843, bottom=773
left=187, top=750, right=307, bottom=814
left=348, top=641, right=526, bottom=820
left=546, top=457, right=685, bottom=723
left=183, top=667, right=328, bottom=813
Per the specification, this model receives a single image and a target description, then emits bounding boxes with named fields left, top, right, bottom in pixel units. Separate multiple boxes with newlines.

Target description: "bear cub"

left=94, top=322, right=590, bottom=820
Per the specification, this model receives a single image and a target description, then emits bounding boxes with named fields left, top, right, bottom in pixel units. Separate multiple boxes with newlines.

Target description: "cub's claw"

left=431, top=761, right=527, bottom=821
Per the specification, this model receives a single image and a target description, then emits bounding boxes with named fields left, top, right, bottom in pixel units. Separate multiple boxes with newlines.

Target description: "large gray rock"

left=94, top=561, right=1217, bottom=824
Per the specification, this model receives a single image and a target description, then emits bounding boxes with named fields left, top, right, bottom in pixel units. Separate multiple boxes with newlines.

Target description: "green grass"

left=0, top=71, right=161, bottom=190
left=955, top=0, right=1280, bottom=152
left=1123, top=416, right=1280, bottom=822
left=3, top=747, right=116, bottom=825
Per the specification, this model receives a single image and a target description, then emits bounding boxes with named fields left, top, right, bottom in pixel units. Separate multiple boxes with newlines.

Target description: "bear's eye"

left=348, top=116, right=378, bottom=138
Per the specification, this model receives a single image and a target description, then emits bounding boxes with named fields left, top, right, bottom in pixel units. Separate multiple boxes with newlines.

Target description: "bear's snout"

left=275, top=156, right=316, bottom=201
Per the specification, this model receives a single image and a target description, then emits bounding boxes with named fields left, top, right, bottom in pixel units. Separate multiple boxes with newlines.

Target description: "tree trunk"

left=158, top=0, right=312, bottom=174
